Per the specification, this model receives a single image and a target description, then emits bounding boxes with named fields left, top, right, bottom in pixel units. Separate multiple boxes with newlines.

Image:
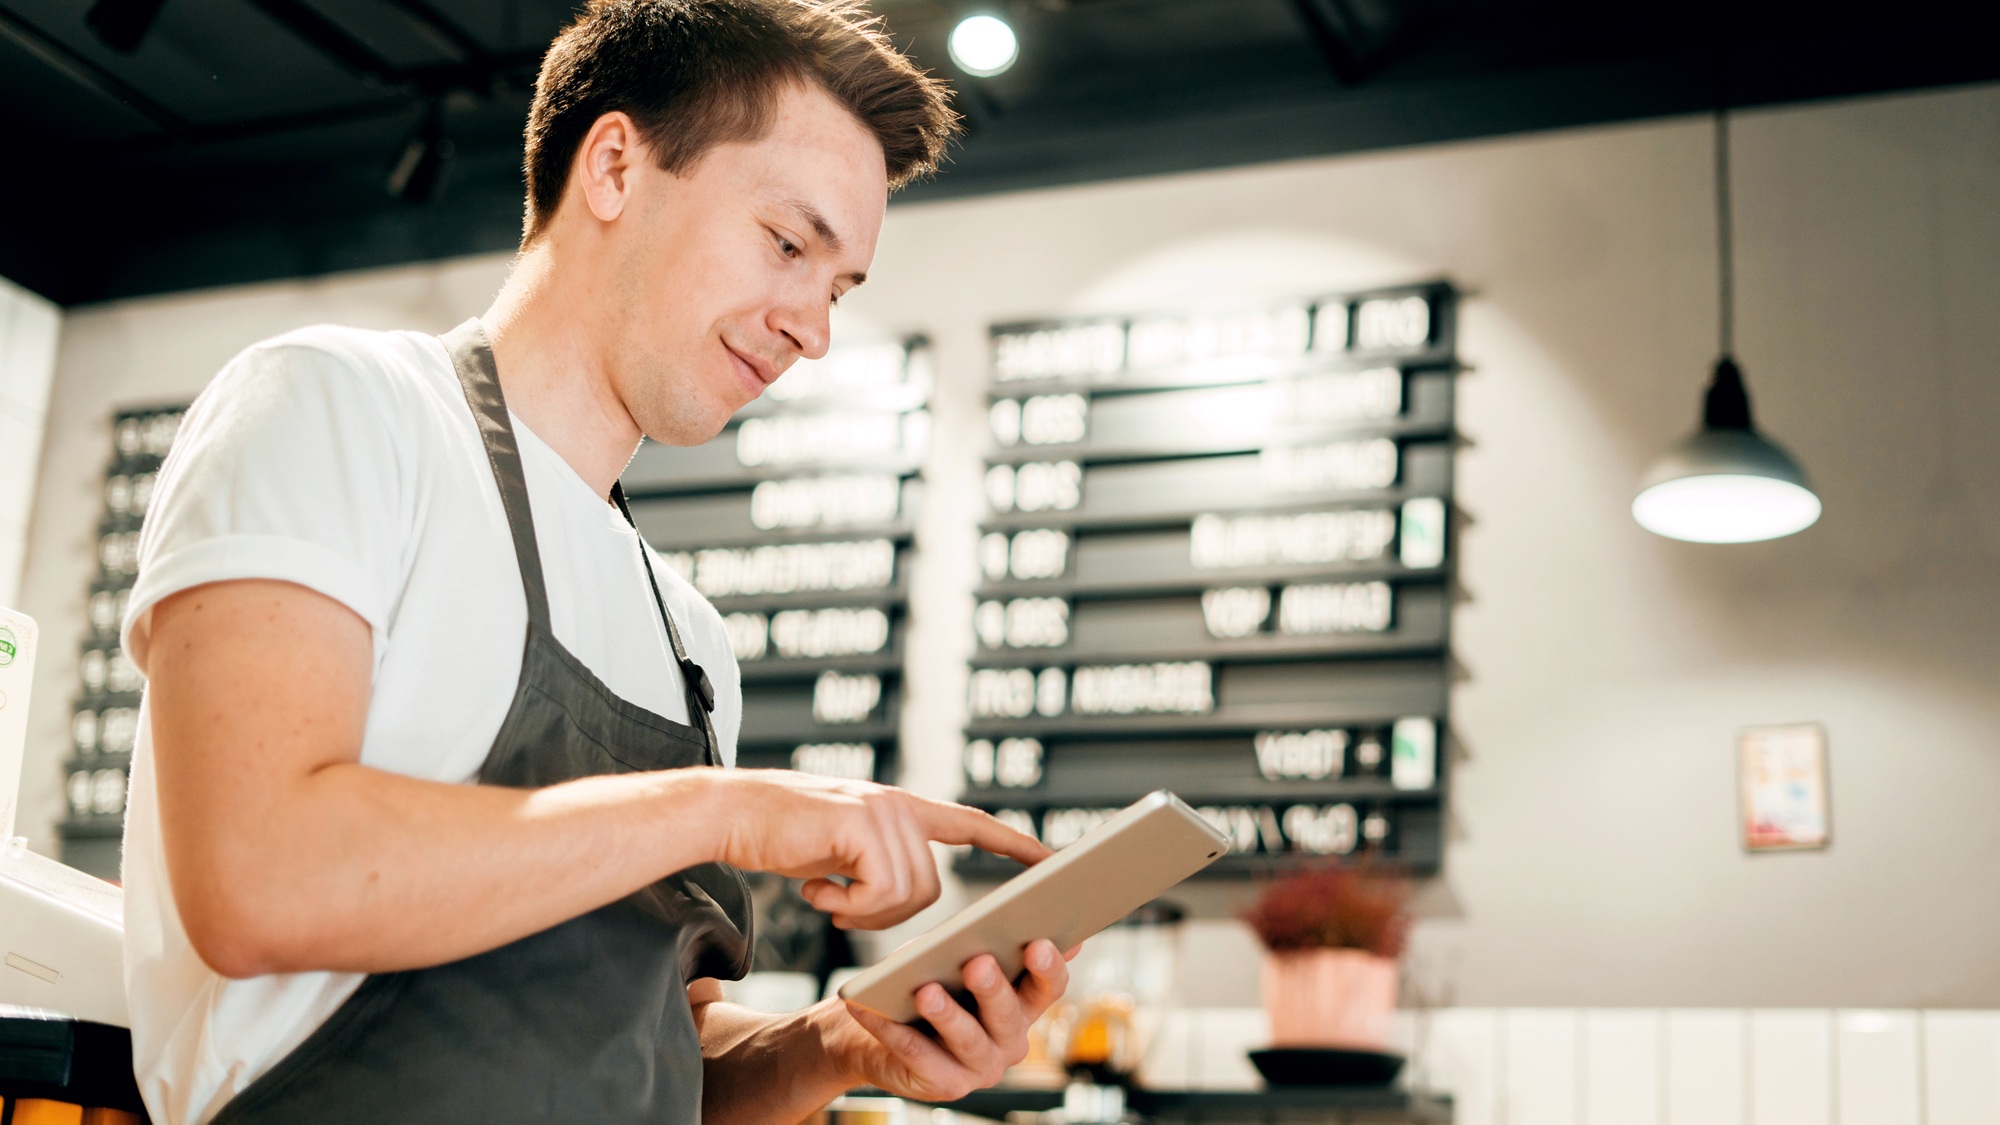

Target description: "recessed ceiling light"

left=949, top=14, right=1018, bottom=78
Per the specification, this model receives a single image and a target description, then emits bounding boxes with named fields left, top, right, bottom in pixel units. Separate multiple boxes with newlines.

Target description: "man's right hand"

left=700, top=770, right=1049, bottom=930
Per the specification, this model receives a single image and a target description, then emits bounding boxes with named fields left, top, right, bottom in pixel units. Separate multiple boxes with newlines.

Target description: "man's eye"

left=776, top=235, right=800, bottom=258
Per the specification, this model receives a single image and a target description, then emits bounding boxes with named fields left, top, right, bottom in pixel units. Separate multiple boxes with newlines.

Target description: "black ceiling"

left=3, top=0, right=1994, bottom=306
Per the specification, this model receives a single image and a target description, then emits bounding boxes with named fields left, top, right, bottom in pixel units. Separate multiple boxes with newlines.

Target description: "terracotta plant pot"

left=1260, top=948, right=1398, bottom=1049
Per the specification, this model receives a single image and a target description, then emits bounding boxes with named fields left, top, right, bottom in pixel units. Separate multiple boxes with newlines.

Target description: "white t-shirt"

left=118, top=324, right=741, bottom=1125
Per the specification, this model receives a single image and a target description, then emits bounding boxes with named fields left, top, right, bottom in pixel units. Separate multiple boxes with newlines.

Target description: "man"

left=120, top=1, right=1068, bottom=1121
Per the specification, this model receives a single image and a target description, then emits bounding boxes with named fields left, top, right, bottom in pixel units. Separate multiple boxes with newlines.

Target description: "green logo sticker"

left=0, top=623, right=16, bottom=667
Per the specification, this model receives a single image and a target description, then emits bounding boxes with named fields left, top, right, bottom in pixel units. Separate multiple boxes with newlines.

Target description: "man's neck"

left=481, top=244, right=642, bottom=500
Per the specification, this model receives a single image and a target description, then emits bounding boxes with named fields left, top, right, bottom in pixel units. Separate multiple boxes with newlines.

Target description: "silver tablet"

left=837, top=790, right=1228, bottom=1023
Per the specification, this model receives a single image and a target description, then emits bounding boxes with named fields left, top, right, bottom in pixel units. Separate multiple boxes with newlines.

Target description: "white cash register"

left=0, top=605, right=129, bottom=1029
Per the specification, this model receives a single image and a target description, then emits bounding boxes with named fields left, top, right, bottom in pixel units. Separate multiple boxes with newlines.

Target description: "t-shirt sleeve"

left=122, top=338, right=410, bottom=671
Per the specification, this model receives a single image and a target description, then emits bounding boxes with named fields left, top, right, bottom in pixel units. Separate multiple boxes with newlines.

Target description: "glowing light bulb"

left=949, top=14, right=1018, bottom=77
left=1632, top=474, right=1821, bottom=543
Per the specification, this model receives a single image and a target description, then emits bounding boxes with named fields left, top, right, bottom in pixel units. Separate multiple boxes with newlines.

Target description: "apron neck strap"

left=442, top=318, right=553, bottom=632
left=613, top=482, right=721, bottom=764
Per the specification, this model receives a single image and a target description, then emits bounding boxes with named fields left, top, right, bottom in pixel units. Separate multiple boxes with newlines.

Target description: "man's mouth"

left=724, top=342, right=773, bottom=393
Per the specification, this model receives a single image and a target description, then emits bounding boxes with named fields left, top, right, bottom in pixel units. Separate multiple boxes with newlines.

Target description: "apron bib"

left=210, top=320, right=753, bottom=1123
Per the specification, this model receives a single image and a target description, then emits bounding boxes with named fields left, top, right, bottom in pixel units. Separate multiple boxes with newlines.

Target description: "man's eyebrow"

left=782, top=197, right=867, bottom=286
left=784, top=198, right=844, bottom=253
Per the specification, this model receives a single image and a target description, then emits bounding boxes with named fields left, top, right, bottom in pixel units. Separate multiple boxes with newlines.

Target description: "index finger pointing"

left=915, top=800, right=1051, bottom=866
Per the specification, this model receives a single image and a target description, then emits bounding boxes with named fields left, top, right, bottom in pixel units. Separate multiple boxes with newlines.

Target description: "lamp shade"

left=1632, top=427, right=1820, bottom=543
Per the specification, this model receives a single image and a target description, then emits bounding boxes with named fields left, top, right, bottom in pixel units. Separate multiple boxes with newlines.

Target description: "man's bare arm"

left=144, top=579, right=1049, bottom=979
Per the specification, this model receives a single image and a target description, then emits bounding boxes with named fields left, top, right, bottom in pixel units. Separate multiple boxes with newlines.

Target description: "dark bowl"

left=1247, top=1047, right=1406, bottom=1087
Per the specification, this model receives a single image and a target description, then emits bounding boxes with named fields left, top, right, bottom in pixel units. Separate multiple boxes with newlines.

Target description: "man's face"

left=607, top=81, right=888, bottom=446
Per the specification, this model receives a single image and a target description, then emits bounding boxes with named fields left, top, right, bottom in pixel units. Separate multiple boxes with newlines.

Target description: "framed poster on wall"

left=1739, top=723, right=1831, bottom=852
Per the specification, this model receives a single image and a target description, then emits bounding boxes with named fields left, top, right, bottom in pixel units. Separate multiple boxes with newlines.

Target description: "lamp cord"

left=1714, top=106, right=1734, bottom=359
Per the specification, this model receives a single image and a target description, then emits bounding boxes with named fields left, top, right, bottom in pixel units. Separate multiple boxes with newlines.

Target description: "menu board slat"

left=985, top=370, right=1455, bottom=465
left=626, top=480, right=920, bottom=549
left=624, top=413, right=929, bottom=494
left=973, top=516, right=1448, bottom=599
left=959, top=733, right=1446, bottom=803
left=979, top=444, right=1453, bottom=533
left=969, top=582, right=1447, bottom=666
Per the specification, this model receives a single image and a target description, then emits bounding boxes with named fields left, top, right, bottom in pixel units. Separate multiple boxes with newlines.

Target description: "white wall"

left=0, top=276, right=60, bottom=609
left=1145, top=1006, right=2000, bottom=1125
left=15, top=81, right=2000, bottom=1009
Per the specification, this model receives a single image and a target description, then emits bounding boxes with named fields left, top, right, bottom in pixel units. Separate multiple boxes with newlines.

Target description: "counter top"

left=862, top=1085, right=1453, bottom=1123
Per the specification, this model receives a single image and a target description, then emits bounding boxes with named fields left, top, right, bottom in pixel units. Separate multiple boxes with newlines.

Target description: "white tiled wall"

left=0, top=277, right=60, bottom=609
left=1141, top=1007, right=2000, bottom=1124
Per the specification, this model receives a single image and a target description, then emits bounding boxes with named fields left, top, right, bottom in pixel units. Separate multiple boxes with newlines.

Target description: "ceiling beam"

left=0, top=2, right=189, bottom=137
left=240, top=0, right=406, bottom=87
left=378, top=0, right=491, bottom=69
left=1290, top=0, right=1367, bottom=85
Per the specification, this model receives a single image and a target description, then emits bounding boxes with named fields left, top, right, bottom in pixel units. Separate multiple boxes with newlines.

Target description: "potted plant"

left=1240, top=866, right=1409, bottom=1050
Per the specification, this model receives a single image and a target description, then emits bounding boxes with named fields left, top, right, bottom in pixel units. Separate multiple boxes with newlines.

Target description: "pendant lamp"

left=1631, top=110, right=1821, bottom=544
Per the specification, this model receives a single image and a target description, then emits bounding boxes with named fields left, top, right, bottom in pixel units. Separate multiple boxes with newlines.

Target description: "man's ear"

left=574, top=111, right=642, bottom=224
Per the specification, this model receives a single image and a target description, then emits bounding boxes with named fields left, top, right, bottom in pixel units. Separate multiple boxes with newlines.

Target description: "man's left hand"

left=830, top=939, right=1072, bottom=1103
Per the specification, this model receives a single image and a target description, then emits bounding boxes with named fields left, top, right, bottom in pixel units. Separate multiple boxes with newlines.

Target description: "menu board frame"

left=958, top=282, right=1462, bottom=878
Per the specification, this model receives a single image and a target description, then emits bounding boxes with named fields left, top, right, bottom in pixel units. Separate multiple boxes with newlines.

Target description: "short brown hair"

left=521, top=0, right=957, bottom=244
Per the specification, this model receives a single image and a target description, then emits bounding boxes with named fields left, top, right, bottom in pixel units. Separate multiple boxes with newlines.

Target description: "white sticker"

left=988, top=461, right=1081, bottom=514
left=811, top=672, right=882, bottom=725
left=770, top=607, right=890, bottom=659
left=1260, top=438, right=1398, bottom=493
left=1391, top=717, right=1437, bottom=791
left=1200, top=587, right=1271, bottom=638
left=722, top=613, right=769, bottom=662
left=1399, top=497, right=1448, bottom=569
left=992, top=322, right=1125, bottom=382
left=968, top=668, right=1038, bottom=719
left=1354, top=295, right=1432, bottom=351
left=1007, top=529, right=1071, bottom=581
left=1283, top=804, right=1359, bottom=855
left=975, top=598, right=1069, bottom=649
left=1190, top=509, right=1396, bottom=569
left=1127, top=306, right=1310, bottom=370
left=749, top=474, right=900, bottom=530
left=1070, top=662, right=1212, bottom=715
left=1277, top=581, right=1393, bottom=634
left=1018, top=394, right=1089, bottom=445
left=691, top=540, right=894, bottom=597
left=735, top=410, right=924, bottom=468
left=792, top=742, right=876, bottom=781
left=994, top=738, right=1045, bottom=787
left=1254, top=729, right=1347, bottom=780
left=1283, top=366, right=1402, bottom=422
left=989, top=398, right=1022, bottom=446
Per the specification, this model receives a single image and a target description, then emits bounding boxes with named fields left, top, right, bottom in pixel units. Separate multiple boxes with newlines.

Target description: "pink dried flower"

left=1240, top=866, right=1410, bottom=959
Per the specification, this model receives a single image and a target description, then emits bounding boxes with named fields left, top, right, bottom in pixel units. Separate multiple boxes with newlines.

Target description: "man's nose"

left=772, top=295, right=832, bottom=361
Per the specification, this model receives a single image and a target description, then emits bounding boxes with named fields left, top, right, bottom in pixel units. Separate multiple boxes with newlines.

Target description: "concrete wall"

left=15, top=81, right=2000, bottom=1008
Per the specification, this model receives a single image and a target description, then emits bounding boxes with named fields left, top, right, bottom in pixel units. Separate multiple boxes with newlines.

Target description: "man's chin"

left=639, top=395, right=739, bottom=449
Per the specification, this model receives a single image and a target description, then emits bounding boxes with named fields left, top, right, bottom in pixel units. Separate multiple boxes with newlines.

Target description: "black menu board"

left=957, top=283, right=1459, bottom=877
left=620, top=339, right=931, bottom=785
left=61, top=405, right=186, bottom=876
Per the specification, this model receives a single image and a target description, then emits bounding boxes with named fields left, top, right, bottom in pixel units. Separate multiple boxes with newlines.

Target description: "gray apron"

left=210, top=320, right=754, bottom=1123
